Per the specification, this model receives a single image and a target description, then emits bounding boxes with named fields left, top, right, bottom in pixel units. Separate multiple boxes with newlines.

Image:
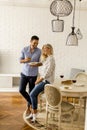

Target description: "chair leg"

left=58, top=108, right=61, bottom=130
left=84, top=98, right=86, bottom=114
left=46, top=110, right=49, bottom=129
left=71, top=111, right=74, bottom=128
left=50, top=113, right=55, bottom=119
left=39, top=98, right=42, bottom=112
left=58, top=116, right=60, bottom=130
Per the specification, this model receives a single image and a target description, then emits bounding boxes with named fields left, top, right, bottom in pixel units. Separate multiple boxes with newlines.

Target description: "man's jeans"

left=19, top=73, right=37, bottom=106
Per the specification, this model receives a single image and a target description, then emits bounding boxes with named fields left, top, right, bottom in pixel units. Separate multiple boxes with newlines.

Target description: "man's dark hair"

left=31, top=35, right=39, bottom=41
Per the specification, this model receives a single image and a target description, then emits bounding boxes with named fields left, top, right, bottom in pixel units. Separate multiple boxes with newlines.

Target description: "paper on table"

left=74, top=83, right=85, bottom=87
left=60, top=85, right=72, bottom=90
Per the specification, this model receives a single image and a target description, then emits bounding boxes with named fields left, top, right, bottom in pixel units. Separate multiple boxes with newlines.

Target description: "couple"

left=19, top=35, right=55, bottom=122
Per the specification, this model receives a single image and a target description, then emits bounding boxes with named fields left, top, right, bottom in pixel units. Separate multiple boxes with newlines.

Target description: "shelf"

left=0, top=74, right=20, bottom=88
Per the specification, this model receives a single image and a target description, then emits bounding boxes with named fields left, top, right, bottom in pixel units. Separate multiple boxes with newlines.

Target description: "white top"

left=39, top=55, right=55, bottom=84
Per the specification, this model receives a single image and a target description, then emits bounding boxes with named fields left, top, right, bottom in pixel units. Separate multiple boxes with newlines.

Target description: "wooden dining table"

left=55, top=80, right=87, bottom=130
left=54, top=80, right=87, bottom=130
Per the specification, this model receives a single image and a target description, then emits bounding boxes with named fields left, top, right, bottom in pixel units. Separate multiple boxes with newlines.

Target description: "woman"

left=26, top=44, right=55, bottom=122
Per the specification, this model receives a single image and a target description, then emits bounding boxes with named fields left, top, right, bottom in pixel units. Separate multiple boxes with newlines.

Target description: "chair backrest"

left=45, top=84, right=62, bottom=107
left=75, top=72, right=87, bottom=84
left=70, top=68, right=85, bottom=79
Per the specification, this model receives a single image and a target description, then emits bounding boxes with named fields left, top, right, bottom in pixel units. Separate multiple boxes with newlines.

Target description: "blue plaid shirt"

left=20, top=46, right=41, bottom=76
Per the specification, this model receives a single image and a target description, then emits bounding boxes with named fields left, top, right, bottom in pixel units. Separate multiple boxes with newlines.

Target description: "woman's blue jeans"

left=30, top=80, right=49, bottom=109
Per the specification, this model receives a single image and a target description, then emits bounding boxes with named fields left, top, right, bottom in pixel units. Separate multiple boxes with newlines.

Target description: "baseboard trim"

left=0, top=87, right=19, bottom=92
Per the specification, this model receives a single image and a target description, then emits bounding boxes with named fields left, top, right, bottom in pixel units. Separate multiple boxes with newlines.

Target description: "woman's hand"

left=35, top=80, right=40, bottom=85
left=35, top=77, right=43, bottom=85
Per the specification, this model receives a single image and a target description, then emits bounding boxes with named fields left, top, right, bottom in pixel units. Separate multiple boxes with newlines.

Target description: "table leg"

left=84, top=97, right=87, bottom=130
left=77, top=97, right=82, bottom=129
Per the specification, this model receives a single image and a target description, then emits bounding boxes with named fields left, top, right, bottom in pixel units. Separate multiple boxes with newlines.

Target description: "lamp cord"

left=72, top=0, right=76, bottom=27
left=78, top=0, right=81, bottom=28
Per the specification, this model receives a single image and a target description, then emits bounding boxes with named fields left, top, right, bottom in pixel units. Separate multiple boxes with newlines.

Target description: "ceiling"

left=0, top=0, right=51, bottom=7
left=0, top=0, right=87, bottom=10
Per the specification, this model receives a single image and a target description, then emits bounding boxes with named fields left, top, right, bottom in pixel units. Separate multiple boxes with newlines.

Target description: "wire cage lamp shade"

left=50, top=0, right=72, bottom=32
left=66, top=27, right=78, bottom=46
left=50, top=0, right=73, bottom=17
left=66, top=0, right=78, bottom=46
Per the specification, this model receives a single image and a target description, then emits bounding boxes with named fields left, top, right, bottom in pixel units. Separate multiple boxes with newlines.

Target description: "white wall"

left=0, top=5, right=87, bottom=78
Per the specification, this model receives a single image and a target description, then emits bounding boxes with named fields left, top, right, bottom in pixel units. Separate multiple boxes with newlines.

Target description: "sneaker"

left=31, top=113, right=37, bottom=122
left=26, top=113, right=33, bottom=119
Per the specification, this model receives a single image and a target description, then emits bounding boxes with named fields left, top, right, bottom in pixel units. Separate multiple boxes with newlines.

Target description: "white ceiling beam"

left=0, top=0, right=87, bottom=10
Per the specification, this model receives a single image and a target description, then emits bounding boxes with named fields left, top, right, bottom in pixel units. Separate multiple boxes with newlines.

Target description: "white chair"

left=68, top=69, right=85, bottom=104
left=39, top=76, right=64, bottom=112
left=75, top=72, right=87, bottom=84
left=74, top=72, right=87, bottom=127
left=74, top=72, right=87, bottom=107
left=45, top=84, right=75, bottom=130
left=39, top=76, right=60, bottom=112
left=70, top=68, right=85, bottom=79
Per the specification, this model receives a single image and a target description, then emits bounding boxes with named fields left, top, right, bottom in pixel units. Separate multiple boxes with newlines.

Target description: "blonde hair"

left=40, top=44, right=53, bottom=62
left=40, top=45, right=48, bottom=62
left=44, top=44, right=53, bottom=55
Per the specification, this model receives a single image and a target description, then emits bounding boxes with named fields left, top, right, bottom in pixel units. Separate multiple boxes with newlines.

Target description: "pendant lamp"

left=50, top=0, right=72, bottom=32
left=66, top=0, right=78, bottom=46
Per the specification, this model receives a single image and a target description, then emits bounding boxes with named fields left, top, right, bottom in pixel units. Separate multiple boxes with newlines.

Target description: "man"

left=19, top=35, right=41, bottom=115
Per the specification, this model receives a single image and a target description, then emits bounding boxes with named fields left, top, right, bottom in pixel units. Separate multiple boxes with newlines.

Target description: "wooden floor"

left=0, top=92, right=34, bottom=130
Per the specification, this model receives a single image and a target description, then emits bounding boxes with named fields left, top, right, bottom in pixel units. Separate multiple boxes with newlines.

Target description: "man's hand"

left=25, top=57, right=31, bottom=63
left=20, top=57, right=31, bottom=63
